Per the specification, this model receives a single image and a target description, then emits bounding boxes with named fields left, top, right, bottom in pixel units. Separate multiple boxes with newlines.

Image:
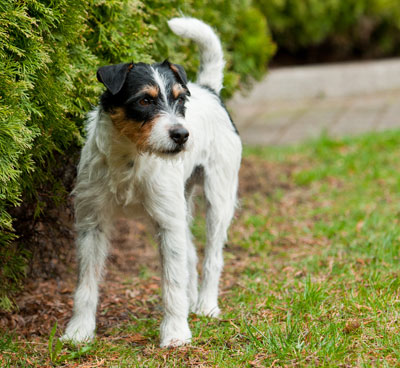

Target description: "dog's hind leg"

left=185, top=184, right=199, bottom=312
left=63, top=199, right=113, bottom=342
left=195, top=163, right=239, bottom=317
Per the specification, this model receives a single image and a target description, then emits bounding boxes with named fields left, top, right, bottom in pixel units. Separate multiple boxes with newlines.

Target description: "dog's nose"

left=169, top=126, right=189, bottom=145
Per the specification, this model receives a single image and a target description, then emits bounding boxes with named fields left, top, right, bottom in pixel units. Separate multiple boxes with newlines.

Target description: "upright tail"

left=168, top=17, right=225, bottom=95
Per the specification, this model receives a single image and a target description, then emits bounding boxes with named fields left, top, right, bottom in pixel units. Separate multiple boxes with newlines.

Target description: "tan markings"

left=140, top=85, right=159, bottom=98
left=110, top=108, right=157, bottom=152
left=169, top=64, right=179, bottom=75
left=172, top=84, right=185, bottom=99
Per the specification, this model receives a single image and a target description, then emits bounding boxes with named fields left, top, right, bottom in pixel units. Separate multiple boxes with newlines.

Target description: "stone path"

left=228, top=58, right=400, bottom=145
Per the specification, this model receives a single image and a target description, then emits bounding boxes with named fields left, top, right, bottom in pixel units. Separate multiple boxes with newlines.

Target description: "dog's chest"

left=107, top=155, right=141, bottom=207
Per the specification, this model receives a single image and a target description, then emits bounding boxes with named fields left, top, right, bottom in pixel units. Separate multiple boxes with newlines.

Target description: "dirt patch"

left=0, top=157, right=298, bottom=339
left=239, top=157, right=294, bottom=197
left=0, top=219, right=160, bottom=339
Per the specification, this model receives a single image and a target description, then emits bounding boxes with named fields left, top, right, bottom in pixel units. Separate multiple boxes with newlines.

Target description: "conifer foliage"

left=0, top=0, right=274, bottom=308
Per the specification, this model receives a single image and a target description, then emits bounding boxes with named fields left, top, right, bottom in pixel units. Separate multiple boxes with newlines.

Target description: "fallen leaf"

left=344, top=320, right=361, bottom=333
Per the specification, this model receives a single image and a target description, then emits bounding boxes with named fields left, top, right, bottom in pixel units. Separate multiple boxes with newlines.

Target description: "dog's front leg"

left=63, top=224, right=111, bottom=342
left=158, top=225, right=191, bottom=347
left=63, top=189, right=114, bottom=342
left=144, top=186, right=191, bottom=347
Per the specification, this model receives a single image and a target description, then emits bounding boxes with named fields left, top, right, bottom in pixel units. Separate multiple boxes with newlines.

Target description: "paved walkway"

left=228, top=58, right=400, bottom=145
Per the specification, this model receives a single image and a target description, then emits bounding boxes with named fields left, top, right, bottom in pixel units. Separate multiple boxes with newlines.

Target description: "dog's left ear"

left=97, top=62, right=134, bottom=95
left=163, top=59, right=189, bottom=94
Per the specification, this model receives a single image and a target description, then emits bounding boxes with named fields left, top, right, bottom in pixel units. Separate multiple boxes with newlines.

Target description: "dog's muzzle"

left=169, top=125, right=189, bottom=146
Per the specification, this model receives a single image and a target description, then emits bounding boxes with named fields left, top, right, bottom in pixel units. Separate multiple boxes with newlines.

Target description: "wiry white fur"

left=168, top=17, right=225, bottom=94
left=152, top=67, right=168, bottom=103
left=63, top=18, right=241, bottom=348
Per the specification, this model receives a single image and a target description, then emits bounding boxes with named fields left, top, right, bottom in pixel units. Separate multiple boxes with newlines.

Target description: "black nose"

left=169, top=126, right=189, bottom=145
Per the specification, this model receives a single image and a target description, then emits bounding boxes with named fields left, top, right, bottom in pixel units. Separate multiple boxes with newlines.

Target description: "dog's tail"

left=168, top=17, right=225, bottom=95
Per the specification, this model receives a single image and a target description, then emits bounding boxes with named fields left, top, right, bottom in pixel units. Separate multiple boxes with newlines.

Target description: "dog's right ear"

left=97, top=62, right=134, bottom=95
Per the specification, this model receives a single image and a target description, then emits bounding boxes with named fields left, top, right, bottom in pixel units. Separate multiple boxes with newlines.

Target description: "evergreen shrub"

left=256, top=0, right=400, bottom=59
left=0, top=0, right=275, bottom=308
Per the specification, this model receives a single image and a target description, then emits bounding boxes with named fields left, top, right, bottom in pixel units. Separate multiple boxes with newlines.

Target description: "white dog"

left=63, top=17, right=242, bottom=348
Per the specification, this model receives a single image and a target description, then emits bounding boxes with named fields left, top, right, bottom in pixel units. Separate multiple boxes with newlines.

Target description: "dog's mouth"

left=160, top=144, right=186, bottom=155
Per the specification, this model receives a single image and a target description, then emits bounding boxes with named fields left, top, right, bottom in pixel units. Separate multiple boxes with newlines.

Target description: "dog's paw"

left=160, top=318, right=192, bottom=348
left=194, top=300, right=221, bottom=318
left=61, top=317, right=95, bottom=343
left=160, top=335, right=191, bottom=348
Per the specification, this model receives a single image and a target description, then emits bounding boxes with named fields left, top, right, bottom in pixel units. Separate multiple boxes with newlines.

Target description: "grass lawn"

left=2, top=129, right=400, bottom=367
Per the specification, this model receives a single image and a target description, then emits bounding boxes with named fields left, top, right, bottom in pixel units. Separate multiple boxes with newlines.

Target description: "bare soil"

left=0, top=157, right=294, bottom=342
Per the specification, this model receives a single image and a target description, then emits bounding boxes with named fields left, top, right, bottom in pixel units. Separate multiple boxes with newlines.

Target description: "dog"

left=62, top=17, right=242, bottom=348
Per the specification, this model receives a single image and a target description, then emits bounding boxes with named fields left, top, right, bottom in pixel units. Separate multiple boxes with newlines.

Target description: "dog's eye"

left=177, top=96, right=185, bottom=105
left=139, top=98, right=153, bottom=106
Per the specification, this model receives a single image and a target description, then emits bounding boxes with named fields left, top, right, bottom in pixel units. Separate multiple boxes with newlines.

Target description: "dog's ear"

left=162, top=59, right=189, bottom=93
left=170, top=63, right=188, bottom=86
left=97, top=62, right=134, bottom=95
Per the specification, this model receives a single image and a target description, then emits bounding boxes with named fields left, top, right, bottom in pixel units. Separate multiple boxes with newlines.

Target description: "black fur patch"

left=162, top=59, right=189, bottom=88
left=99, top=62, right=190, bottom=124
left=97, top=62, right=133, bottom=95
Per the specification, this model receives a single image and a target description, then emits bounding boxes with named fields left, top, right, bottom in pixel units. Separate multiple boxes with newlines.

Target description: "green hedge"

left=256, top=0, right=400, bottom=58
left=0, top=0, right=274, bottom=308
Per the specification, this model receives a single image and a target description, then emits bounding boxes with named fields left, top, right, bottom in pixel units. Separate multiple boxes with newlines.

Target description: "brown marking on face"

left=109, top=107, right=158, bottom=152
left=140, top=85, right=159, bottom=98
left=172, top=84, right=185, bottom=99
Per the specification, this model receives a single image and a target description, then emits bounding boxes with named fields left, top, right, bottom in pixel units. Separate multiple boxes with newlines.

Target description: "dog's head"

left=98, top=60, right=191, bottom=155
